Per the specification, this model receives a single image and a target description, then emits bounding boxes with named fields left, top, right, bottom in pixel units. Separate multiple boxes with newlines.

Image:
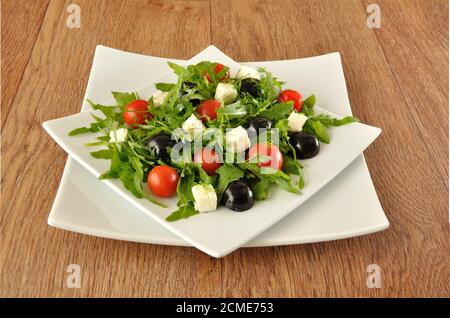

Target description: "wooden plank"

left=0, top=0, right=216, bottom=297
left=362, top=0, right=449, bottom=181
left=1, top=0, right=49, bottom=128
left=211, top=0, right=449, bottom=297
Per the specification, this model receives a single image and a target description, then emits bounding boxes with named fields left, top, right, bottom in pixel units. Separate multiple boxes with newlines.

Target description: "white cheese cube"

left=181, top=114, right=204, bottom=140
left=236, top=65, right=261, bottom=80
left=152, top=90, right=169, bottom=106
left=225, top=126, right=251, bottom=153
left=192, top=184, right=217, bottom=213
left=215, top=83, right=237, bottom=104
left=287, top=112, right=308, bottom=132
left=109, top=128, right=128, bottom=143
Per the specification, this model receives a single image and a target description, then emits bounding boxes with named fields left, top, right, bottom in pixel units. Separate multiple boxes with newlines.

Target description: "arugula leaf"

left=282, top=156, right=305, bottom=189
left=240, top=163, right=301, bottom=195
left=216, top=164, right=245, bottom=199
left=194, top=163, right=213, bottom=185
left=111, top=92, right=138, bottom=106
left=252, top=179, right=271, bottom=200
left=275, top=119, right=298, bottom=158
left=178, top=167, right=195, bottom=202
left=69, top=111, right=110, bottom=136
left=308, top=119, right=330, bottom=144
left=168, top=74, right=184, bottom=109
left=217, top=101, right=247, bottom=119
left=97, top=145, right=165, bottom=207
left=165, top=167, right=197, bottom=221
left=314, top=114, right=358, bottom=127
left=90, top=149, right=111, bottom=159
left=258, top=68, right=279, bottom=103
left=118, top=162, right=143, bottom=198
left=166, top=204, right=198, bottom=222
left=155, top=83, right=175, bottom=92
left=272, top=174, right=301, bottom=194
left=260, top=168, right=300, bottom=195
left=259, top=102, right=293, bottom=120
left=283, top=156, right=302, bottom=175
left=69, top=124, right=102, bottom=136
left=301, top=94, right=316, bottom=116
left=168, top=62, right=190, bottom=77
left=88, top=100, right=121, bottom=121
left=129, top=156, right=144, bottom=195
left=303, top=94, right=316, bottom=108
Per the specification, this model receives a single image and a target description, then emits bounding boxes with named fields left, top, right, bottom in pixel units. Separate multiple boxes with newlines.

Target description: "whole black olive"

left=221, top=181, right=255, bottom=212
left=147, top=133, right=175, bottom=160
left=247, top=116, right=272, bottom=138
left=240, top=78, right=261, bottom=98
left=289, top=132, right=320, bottom=159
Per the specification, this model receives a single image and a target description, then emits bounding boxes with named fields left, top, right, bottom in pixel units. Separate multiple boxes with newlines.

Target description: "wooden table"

left=1, top=0, right=448, bottom=297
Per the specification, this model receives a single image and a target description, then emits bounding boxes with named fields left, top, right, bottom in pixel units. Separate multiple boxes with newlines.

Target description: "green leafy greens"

left=68, top=60, right=358, bottom=221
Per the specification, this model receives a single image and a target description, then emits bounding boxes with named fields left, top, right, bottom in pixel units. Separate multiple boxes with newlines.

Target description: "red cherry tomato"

left=147, top=165, right=179, bottom=197
left=248, top=144, right=284, bottom=171
left=193, top=148, right=223, bottom=176
left=278, top=89, right=303, bottom=111
left=204, top=63, right=230, bottom=83
left=196, top=99, right=221, bottom=122
left=123, top=100, right=152, bottom=127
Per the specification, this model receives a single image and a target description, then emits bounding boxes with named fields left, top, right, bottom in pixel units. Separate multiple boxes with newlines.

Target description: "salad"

left=70, top=61, right=357, bottom=221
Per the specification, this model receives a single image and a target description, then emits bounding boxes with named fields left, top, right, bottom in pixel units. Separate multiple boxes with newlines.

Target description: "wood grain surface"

left=1, top=0, right=448, bottom=297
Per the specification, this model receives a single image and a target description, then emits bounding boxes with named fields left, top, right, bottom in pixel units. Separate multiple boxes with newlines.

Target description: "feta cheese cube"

left=182, top=114, right=204, bottom=140
left=109, top=128, right=128, bottom=143
left=236, top=65, right=261, bottom=80
left=152, top=90, right=169, bottom=106
left=215, top=83, right=237, bottom=104
left=287, top=111, right=308, bottom=132
left=225, top=126, right=251, bottom=153
left=192, top=184, right=217, bottom=213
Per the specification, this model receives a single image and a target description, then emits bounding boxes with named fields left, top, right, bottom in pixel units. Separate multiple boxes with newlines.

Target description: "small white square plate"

left=43, top=46, right=385, bottom=257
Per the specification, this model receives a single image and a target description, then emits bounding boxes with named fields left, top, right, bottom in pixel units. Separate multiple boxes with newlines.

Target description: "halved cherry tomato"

left=248, top=144, right=284, bottom=171
left=204, top=63, right=230, bottom=83
left=147, top=165, right=179, bottom=197
left=193, top=148, right=222, bottom=176
left=196, top=99, right=221, bottom=122
left=278, top=89, right=303, bottom=111
left=123, top=100, right=152, bottom=127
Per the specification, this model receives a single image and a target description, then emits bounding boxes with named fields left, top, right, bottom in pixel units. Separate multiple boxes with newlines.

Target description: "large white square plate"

left=44, top=45, right=388, bottom=257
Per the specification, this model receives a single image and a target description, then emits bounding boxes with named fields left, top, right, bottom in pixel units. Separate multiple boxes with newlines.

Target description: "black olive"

left=221, top=181, right=255, bottom=212
left=240, top=78, right=261, bottom=98
left=183, top=81, right=196, bottom=88
left=190, top=99, right=201, bottom=107
left=289, top=132, right=320, bottom=159
left=147, top=133, right=175, bottom=160
left=247, top=116, right=272, bottom=138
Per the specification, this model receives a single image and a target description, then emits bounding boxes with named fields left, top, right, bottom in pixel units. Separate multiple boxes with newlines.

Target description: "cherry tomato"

left=278, top=89, right=303, bottom=111
left=193, top=148, right=222, bottom=176
left=147, top=165, right=179, bottom=197
left=123, top=100, right=152, bottom=127
left=248, top=144, right=284, bottom=170
left=204, top=63, right=230, bottom=83
left=196, top=99, right=221, bottom=122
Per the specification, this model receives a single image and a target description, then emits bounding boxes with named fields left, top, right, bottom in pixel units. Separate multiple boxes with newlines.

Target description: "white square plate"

left=44, top=46, right=388, bottom=257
